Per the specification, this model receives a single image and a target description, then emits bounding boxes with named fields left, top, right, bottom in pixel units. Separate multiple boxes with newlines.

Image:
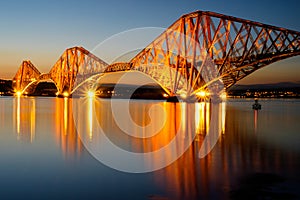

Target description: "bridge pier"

left=166, top=96, right=179, bottom=102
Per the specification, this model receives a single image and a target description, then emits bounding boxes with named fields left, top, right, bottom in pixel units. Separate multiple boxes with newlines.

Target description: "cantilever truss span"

left=130, top=10, right=300, bottom=96
left=13, top=47, right=108, bottom=95
left=49, top=47, right=108, bottom=94
left=12, top=11, right=300, bottom=97
left=12, top=60, right=41, bottom=93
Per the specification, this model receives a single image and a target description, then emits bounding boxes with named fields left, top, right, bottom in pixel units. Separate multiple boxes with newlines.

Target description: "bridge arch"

left=13, top=47, right=108, bottom=96
left=103, top=61, right=222, bottom=99
left=49, top=46, right=108, bottom=95
left=95, top=70, right=174, bottom=97
left=12, top=60, right=41, bottom=93
left=22, top=79, right=58, bottom=96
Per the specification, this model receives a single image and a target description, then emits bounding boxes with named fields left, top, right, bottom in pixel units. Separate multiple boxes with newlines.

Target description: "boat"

left=252, top=99, right=262, bottom=110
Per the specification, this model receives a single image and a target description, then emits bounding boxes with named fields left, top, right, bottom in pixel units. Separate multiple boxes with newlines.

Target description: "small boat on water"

left=252, top=99, right=262, bottom=110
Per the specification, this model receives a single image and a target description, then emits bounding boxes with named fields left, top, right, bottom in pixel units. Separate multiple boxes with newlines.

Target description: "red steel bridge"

left=12, top=10, right=300, bottom=99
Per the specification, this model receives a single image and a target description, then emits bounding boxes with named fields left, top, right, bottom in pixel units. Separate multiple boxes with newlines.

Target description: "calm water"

left=0, top=97, right=300, bottom=199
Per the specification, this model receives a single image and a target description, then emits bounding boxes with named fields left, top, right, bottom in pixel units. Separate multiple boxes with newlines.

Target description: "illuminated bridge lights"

left=63, top=92, right=70, bottom=98
left=15, top=91, right=22, bottom=97
left=163, top=93, right=169, bottom=98
left=220, top=92, right=227, bottom=101
left=196, top=91, right=209, bottom=99
left=11, top=11, right=300, bottom=99
left=87, top=90, right=95, bottom=98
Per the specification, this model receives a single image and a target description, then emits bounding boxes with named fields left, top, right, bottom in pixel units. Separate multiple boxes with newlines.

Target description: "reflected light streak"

left=137, top=102, right=193, bottom=171
left=151, top=103, right=198, bottom=200
left=181, top=103, right=186, bottom=138
left=221, top=102, right=226, bottom=134
left=195, top=102, right=205, bottom=135
left=16, top=96, right=20, bottom=138
left=30, top=99, right=36, bottom=143
left=205, top=103, right=210, bottom=133
left=13, top=97, right=36, bottom=142
left=55, top=98, right=82, bottom=158
left=88, top=97, right=93, bottom=140
left=254, top=110, right=258, bottom=133
left=64, top=97, right=68, bottom=134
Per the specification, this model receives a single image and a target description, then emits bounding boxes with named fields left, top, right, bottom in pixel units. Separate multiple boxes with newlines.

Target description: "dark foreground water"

left=0, top=97, right=299, bottom=200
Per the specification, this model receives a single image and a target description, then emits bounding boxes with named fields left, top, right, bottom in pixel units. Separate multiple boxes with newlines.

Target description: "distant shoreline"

left=2, top=79, right=300, bottom=99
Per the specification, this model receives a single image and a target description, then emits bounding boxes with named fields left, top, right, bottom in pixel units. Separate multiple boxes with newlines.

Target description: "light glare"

left=196, top=91, right=208, bottom=98
left=87, top=91, right=95, bottom=98
left=220, top=92, right=227, bottom=100
left=15, top=91, right=22, bottom=97
left=63, top=92, right=69, bottom=97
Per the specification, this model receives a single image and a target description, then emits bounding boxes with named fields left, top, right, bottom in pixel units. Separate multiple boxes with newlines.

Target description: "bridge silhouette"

left=12, top=10, right=300, bottom=99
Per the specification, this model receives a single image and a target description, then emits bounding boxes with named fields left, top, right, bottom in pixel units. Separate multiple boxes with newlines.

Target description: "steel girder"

left=12, top=47, right=108, bottom=95
left=130, top=10, right=300, bottom=96
left=49, top=47, right=108, bottom=94
left=12, top=11, right=300, bottom=97
left=12, top=61, right=41, bottom=93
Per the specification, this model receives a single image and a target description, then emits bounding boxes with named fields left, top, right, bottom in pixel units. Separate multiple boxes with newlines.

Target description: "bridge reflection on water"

left=13, top=97, right=82, bottom=157
left=10, top=97, right=300, bottom=199
left=13, top=97, right=225, bottom=155
left=12, top=10, right=300, bottom=102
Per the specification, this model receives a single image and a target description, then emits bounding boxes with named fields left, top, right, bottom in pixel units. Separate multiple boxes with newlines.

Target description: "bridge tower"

left=49, top=46, right=108, bottom=96
left=11, top=11, right=300, bottom=99
left=129, top=10, right=300, bottom=98
left=12, top=60, right=41, bottom=94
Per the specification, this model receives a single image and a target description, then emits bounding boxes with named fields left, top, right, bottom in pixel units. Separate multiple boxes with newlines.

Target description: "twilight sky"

left=0, top=0, right=300, bottom=84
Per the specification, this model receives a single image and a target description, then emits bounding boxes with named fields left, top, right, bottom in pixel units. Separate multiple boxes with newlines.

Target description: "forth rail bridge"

left=10, top=10, right=300, bottom=101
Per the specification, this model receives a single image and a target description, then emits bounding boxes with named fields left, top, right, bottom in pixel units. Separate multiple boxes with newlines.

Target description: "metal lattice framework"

left=12, top=60, right=41, bottom=92
left=13, top=47, right=108, bottom=95
left=49, top=46, right=108, bottom=94
left=129, top=10, right=300, bottom=96
left=12, top=11, right=300, bottom=97
left=104, top=62, right=132, bottom=73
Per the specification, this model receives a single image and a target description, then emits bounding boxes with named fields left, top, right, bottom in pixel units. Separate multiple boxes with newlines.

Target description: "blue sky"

left=0, top=0, right=300, bottom=84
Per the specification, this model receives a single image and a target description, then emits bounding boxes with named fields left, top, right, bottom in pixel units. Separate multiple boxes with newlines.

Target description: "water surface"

left=0, top=97, right=299, bottom=199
